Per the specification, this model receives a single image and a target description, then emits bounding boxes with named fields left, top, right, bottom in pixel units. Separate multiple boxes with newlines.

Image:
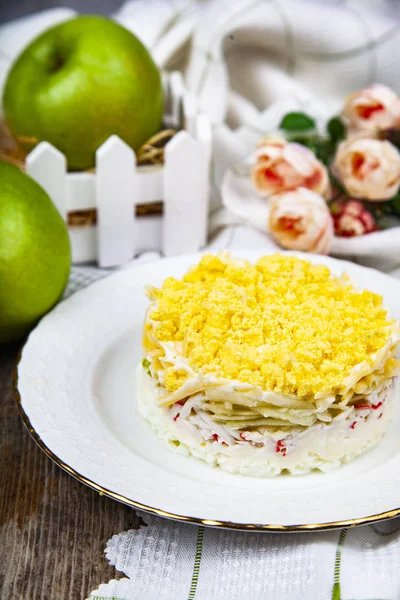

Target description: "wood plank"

left=0, top=342, right=141, bottom=600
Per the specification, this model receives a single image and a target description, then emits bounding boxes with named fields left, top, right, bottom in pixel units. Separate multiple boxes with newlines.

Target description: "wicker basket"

left=2, top=72, right=212, bottom=267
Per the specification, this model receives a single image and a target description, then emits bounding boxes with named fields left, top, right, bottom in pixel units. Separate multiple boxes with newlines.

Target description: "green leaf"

left=385, top=128, right=400, bottom=149
left=386, top=191, right=400, bottom=215
left=327, top=117, right=346, bottom=144
left=142, top=357, right=151, bottom=375
left=329, top=201, right=342, bottom=215
left=279, top=112, right=316, bottom=132
left=376, top=215, right=400, bottom=229
left=331, top=583, right=341, bottom=600
left=328, top=174, right=346, bottom=196
left=285, top=133, right=315, bottom=146
left=311, top=140, right=333, bottom=167
left=281, top=132, right=333, bottom=167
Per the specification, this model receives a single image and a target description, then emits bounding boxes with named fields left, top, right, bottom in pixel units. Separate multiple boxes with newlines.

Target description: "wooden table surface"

left=0, top=341, right=141, bottom=600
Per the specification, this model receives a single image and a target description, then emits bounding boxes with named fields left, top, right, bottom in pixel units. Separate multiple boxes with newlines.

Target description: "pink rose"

left=343, top=84, right=400, bottom=133
left=251, top=136, right=331, bottom=199
left=332, top=137, right=400, bottom=201
left=331, top=200, right=376, bottom=237
left=268, top=187, right=333, bottom=254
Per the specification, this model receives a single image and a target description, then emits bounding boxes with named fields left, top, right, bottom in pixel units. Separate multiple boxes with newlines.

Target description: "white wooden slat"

left=161, top=70, right=170, bottom=97
left=183, top=91, right=198, bottom=138
left=163, top=130, right=208, bottom=256
left=67, top=173, right=96, bottom=211
left=26, top=142, right=67, bottom=220
left=136, top=166, right=163, bottom=203
left=169, top=71, right=185, bottom=129
left=95, top=135, right=136, bottom=267
left=133, top=215, right=163, bottom=254
left=195, top=113, right=213, bottom=167
left=69, top=226, right=97, bottom=263
left=67, top=167, right=162, bottom=210
left=162, top=71, right=172, bottom=128
left=70, top=216, right=163, bottom=263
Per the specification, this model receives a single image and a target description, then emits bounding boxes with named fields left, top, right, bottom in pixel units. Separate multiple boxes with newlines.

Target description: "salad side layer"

left=142, top=253, right=400, bottom=431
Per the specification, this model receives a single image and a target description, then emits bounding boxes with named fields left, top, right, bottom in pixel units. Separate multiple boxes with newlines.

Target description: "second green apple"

left=3, top=16, right=163, bottom=170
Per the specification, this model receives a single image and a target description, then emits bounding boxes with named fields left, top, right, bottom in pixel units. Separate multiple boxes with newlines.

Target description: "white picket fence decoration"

left=26, top=142, right=67, bottom=219
left=25, top=71, right=211, bottom=267
left=163, top=131, right=208, bottom=256
left=95, top=136, right=136, bottom=268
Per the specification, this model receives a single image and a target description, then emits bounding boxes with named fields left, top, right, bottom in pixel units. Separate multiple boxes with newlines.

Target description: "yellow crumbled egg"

left=145, top=254, right=396, bottom=396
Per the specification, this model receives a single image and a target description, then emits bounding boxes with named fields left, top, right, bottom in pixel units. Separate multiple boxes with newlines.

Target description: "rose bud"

left=343, top=84, right=400, bottom=133
left=332, top=137, right=400, bottom=201
left=331, top=200, right=376, bottom=237
left=268, top=187, right=333, bottom=254
left=251, top=136, right=331, bottom=199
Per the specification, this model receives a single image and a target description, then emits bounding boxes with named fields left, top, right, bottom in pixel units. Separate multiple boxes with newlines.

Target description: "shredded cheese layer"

left=143, top=254, right=400, bottom=407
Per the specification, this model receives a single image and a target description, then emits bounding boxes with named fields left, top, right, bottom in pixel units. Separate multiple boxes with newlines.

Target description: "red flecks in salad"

left=372, top=401, right=383, bottom=410
left=275, top=439, right=287, bottom=456
left=212, top=433, right=228, bottom=446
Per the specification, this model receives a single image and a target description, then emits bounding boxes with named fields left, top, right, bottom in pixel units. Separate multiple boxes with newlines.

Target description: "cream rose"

left=268, top=187, right=333, bottom=254
left=251, top=136, right=331, bottom=199
left=343, top=84, right=400, bottom=133
left=332, top=137, right=400, bottom=201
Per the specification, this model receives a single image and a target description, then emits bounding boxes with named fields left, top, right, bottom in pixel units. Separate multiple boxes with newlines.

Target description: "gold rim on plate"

left=13, top=348, right=400, bottom=532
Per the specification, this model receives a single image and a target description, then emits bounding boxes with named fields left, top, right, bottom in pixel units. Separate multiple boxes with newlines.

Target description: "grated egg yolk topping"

left=144, top=254, right=396, bottom=397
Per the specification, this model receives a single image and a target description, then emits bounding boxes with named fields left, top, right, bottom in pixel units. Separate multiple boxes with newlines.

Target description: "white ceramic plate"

left=16, top=251, right=400, bottom=531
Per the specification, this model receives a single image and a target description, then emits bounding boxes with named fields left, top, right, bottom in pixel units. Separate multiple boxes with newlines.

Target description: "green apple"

left=3, top=16, right=163, bottom=170
left=0, top=161, right=71, bottom=343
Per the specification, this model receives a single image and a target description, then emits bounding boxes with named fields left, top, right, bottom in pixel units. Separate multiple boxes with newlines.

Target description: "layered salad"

left=138, top=253, right=400, bottom=476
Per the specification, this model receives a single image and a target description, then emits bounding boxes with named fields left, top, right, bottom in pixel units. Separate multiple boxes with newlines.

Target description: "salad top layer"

left=143, top=253, right=400, bottom=401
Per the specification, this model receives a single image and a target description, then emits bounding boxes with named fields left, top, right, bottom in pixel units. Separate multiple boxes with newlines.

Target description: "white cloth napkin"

left=86, top=514, right=400, bottom=600
left=122, top=0, right=400, bottom=261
